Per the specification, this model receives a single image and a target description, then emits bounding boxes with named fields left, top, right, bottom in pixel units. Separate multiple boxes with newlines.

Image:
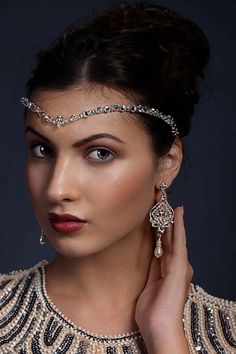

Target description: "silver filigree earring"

left=149, top=182, right=174, bottom=258
left=40, top=229, right=47, bottom=245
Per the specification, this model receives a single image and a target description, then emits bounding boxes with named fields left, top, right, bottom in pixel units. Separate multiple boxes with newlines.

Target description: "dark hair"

left=26, top=1, right=210, bottom=157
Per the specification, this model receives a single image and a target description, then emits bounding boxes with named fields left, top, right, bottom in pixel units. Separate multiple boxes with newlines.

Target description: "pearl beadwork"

left=0, top=260, right=236, bottom=353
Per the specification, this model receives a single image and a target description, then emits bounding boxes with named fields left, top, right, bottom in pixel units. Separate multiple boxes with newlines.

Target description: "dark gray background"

left=0, top=0, right=235, bottom=300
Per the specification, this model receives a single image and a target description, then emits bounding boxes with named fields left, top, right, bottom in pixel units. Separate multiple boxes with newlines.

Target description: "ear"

left=154, top=137, right=183, bottom=198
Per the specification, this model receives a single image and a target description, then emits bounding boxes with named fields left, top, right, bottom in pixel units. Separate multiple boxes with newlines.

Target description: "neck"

left=45, top=223, right=156, bottom=308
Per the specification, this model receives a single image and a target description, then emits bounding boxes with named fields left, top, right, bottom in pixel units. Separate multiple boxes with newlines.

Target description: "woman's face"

left=25, top=86, right=164, bottom=258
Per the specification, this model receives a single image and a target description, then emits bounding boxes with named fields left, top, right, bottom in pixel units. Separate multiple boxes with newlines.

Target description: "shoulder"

left=0, top=265, right=31, bottom=294
left=0, top=260, right=45, bottom=281
left=0, top=260, right=47, bottom=301
left=0, top=260, right=49, bottom=352
left=184, top=282, right=236, bottom=354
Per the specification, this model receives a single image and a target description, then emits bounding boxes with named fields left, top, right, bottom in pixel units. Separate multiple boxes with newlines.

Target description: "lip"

left=48, top=212, right=86, bottom=222
left=48, top=213, right=87, bottom=234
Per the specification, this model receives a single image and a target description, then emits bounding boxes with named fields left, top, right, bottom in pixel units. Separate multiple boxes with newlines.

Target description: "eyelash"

left=28, top=142, right=116, bottom=163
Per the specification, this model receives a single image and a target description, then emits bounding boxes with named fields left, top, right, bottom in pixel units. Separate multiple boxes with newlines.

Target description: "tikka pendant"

left=149, top=182, right=174, bottom=258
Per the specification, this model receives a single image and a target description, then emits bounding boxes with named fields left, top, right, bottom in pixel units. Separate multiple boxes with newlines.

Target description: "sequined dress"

left=0, top=260, right=235, bottom=354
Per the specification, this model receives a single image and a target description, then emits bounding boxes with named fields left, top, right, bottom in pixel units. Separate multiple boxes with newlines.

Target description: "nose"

left=46, top=155, right=79, bottom=204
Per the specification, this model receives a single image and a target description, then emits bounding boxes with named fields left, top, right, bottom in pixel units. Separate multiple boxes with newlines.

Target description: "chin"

left=49, top=237, right=113, bottom=259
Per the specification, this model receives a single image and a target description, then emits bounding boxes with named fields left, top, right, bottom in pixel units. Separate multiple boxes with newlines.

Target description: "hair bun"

left=26, top=1, right=210, bottom=152
left=88, top=1, right=210, bottom=103
left=88, top=2, right=183, bottom=31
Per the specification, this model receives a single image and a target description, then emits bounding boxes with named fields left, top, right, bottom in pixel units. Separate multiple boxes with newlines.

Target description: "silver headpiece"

left=20, top=97, right=179, bottom=137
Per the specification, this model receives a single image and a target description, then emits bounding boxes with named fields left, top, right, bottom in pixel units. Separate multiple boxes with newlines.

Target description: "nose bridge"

left=46, top=153, right=76, bottom=202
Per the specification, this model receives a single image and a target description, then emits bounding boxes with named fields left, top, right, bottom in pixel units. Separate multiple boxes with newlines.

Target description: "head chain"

left=20, top=97, right=179, bottom=137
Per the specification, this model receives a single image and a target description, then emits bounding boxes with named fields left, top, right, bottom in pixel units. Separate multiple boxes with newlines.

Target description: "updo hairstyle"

left=25, top=1, right=210, bottom=157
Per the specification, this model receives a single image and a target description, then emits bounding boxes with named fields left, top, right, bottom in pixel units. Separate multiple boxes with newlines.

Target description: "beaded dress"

left=0, top=260, right=235, bottom=354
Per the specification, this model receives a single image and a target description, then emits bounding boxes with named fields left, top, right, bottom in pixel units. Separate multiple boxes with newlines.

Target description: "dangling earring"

left=149, top=182, right=174, bottom=258
left=40, top=229, right=47, bottom=245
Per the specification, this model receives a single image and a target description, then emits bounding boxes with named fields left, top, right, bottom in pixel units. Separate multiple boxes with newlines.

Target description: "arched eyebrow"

left=25, top=126, right=126, bottom=147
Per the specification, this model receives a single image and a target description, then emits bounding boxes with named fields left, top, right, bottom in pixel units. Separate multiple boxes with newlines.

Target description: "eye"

left=29, top=143, right=52, bottom=158
left=87, top=148, right=115, bottom=162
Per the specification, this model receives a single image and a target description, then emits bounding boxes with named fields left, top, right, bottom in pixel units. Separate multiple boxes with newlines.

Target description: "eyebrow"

left=24, top=126, right=126, bottom=147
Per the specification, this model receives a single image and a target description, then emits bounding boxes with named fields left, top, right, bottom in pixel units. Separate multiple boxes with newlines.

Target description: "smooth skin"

left=25, top=84, right=192, bottom=353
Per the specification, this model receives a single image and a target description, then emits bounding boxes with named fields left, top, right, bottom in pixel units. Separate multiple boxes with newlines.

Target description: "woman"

left=0, top=2, right=235, bottom=353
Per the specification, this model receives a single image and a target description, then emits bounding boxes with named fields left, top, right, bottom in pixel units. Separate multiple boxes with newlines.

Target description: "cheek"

left=88, top=160, right=156, bottom=223
left=25, top=163, right=47, bottom=204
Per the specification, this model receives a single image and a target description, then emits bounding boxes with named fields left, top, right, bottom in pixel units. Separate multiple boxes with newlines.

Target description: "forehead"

left=29, top=85, right=134, bottom=115
left=25, top=86, right=151, bottom=144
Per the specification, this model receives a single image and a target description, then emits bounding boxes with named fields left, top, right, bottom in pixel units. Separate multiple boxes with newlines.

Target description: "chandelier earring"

left=149, top=182, right=174, bottom=258
left=40, top=229, right=47, bottom=245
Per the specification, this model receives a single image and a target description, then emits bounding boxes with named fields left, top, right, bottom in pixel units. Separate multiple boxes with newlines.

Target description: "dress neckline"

left=37, top=259, right=142, bottom=342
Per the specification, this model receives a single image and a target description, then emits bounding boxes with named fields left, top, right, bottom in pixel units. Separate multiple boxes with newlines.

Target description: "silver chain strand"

left=20, top=97, right=179, bottom=136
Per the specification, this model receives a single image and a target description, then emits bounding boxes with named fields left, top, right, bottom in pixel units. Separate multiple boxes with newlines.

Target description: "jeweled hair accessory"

left=20, top=97, right=179, bottom=136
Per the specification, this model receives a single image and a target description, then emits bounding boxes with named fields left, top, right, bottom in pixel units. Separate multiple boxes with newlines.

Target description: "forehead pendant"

left=20, top=97, right=179, bottom=137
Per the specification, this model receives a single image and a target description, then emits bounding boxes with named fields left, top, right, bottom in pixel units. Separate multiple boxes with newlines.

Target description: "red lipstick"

left=48, top=213, right=87, bottom=234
